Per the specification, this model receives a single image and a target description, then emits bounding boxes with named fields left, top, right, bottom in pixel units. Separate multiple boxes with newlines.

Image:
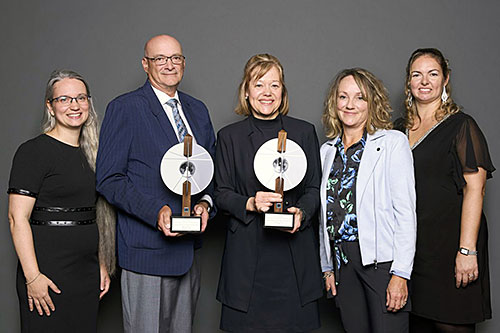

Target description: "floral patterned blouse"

left=326, top=133, right=366, bottom=271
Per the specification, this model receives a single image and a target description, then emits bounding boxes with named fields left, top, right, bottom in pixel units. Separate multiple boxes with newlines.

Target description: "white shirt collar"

left=150, top=85, right=180, bottom=106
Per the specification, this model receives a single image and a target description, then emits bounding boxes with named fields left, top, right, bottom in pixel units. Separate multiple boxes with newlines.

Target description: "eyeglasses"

left=49, top=94, right=90, bottom=106
left=145, top=55, right=185, bottom=66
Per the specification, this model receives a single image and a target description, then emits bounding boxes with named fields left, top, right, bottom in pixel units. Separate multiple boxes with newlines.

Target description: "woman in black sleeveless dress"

left=396, top=48, right=494, bottom=332
left=8, top=70, right=115, bottom=333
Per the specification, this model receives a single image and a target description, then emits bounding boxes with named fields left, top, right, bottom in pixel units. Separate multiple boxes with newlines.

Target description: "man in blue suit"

left=96, top=34, right=216, bottom=333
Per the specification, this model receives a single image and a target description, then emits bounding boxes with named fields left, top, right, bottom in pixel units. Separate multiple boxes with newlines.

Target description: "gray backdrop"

left=1, top=1, right=498, bottom=332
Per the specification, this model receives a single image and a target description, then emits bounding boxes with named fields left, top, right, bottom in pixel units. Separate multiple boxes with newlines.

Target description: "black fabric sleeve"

left=295, top=124, right=321, bottom=230
left=455, top=115, right=495, bottom=180
left=8, top=139, right=47, bottom=197
left=213, top=129, right=254, bottom=225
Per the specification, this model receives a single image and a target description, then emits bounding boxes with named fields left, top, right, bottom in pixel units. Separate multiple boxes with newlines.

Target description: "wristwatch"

left=459, top=247, right=478, bottom=256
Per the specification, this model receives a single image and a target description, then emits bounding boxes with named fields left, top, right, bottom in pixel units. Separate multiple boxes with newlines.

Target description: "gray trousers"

left=121, top=251, right=201, bottom=333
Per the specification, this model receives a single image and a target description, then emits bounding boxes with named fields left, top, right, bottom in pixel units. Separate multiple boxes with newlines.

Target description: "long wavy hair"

left=43, top=70, right=116, bottom=275
left=402, top=48, right=460, bottom=129
left=323, top=68, right=393, bottom=139
left=234, top=53, right=289, bottom=116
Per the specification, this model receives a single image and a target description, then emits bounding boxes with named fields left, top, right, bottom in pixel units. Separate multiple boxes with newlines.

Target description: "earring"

left=408, top=95, right=413, bottom=107
left=441, top=86, right=448, bottom=103
left=50, top=112, right=55, bottom=117
left=245, top=95, right=248, bottom=99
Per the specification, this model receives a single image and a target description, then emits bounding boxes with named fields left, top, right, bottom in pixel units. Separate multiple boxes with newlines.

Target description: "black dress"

left=8, top=134, right=100, bottom=333
left=215, top=115, right=323, bottom=332
left=396, top=112, right=494, bottom=324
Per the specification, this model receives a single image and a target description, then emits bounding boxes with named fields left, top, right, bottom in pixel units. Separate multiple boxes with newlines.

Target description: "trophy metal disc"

left=253, top=138, right=307, bottom=191
left=160, top=142, right=213, bottom=195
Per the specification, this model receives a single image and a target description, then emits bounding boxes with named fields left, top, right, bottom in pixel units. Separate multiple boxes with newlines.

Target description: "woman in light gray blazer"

left=319, top=68, right=417, bottom=333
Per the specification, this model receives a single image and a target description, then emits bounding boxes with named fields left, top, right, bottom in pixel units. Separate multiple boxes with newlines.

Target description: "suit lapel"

left=142, top=81, right=179, bottom=145
left=357, top=131, right=385, bottom=204
left=320, top=139, right=337, bottom=210
left=179, top=92, right=201, bottom=143
left=321, top=140, right=337, bottom=189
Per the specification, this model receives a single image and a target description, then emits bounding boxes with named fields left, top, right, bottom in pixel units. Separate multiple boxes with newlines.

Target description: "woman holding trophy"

left=214, top=54, right=323, bottom=332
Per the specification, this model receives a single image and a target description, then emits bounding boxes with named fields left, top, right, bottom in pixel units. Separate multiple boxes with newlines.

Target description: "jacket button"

left=285, top=201, right=289, bottom=205
left=376, top=147, right=380, bottom=151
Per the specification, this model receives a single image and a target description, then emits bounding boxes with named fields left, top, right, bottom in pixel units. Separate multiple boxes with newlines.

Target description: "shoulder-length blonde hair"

left=402, top=48, right=460, bottom=129
left=43, top=69, right=116, bottom=275
left=234, top=53, right=289, bottom=116
left=323, top=68, right=392, bottom=139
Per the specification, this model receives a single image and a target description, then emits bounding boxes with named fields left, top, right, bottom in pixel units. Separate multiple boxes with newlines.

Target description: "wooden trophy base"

left=264, top=212, right=294, bottom=230
left=170, top=216, right=202, bottom=233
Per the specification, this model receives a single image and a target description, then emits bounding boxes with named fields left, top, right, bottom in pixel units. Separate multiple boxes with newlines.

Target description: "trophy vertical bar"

left=277, top=130, right=287, bottom=152
left=184, top=134, right=193, bottom=157
left=274, top=177, right=284, bottom=213
left=182, top=180, right=191, bottom=217
left=274, top=130, right=287, bottom=213
left=181, top=135, right=193, bottom=217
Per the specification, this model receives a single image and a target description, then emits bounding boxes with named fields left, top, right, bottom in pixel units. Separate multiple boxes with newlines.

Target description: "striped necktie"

left=166, top=98, right=188, bottom=142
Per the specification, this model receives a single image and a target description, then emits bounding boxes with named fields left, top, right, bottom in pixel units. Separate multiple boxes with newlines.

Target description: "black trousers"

left=335, top=241, right=409, bottom=333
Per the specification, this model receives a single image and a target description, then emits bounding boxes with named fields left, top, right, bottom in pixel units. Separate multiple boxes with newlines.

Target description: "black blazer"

left=214, top=115, right=323, bottom=312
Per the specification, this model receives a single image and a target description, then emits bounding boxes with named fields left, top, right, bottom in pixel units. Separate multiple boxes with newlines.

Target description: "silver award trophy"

left=253, top=130, right=307, bottom=229
left=160, top=134, right=213, bottom=233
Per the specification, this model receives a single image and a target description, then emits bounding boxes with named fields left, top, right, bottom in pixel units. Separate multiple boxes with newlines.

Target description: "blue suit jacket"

left=96, top=80, right=216, bottom=276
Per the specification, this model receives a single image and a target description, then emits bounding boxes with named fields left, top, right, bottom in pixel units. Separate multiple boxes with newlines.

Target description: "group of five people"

left=7, top=34, right=494, bottom=332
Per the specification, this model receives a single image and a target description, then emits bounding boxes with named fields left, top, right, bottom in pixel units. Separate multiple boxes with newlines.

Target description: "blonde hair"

left=234, top=53, right=289, bottom=116
left=43, top=70, right=116, bottom=275
left=403, top=48, right=460, bottom=129
left=323, top=68, right=393, bottom=139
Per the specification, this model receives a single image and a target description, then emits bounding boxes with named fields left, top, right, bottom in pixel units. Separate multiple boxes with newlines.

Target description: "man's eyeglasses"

left=49, top=94, right=90, bottom=106
left=145, top=55, right=185, bottom=66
